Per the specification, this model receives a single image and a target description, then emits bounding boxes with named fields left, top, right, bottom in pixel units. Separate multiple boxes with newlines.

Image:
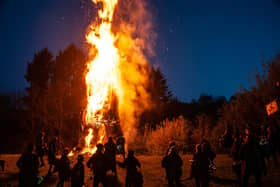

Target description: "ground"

left=0, top=154, right=280, bottom=187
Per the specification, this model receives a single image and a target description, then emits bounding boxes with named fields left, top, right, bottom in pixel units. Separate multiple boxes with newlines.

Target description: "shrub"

left=142, top=114, right=222, bottom=155
left=144, top=115, right=189, bottom=155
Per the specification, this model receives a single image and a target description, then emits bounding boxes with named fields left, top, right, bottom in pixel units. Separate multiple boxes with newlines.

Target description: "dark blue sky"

left=1, top=0, right=280, bottom=101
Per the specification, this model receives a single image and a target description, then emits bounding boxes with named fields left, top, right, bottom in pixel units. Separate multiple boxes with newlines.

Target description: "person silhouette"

left=87, top=144, right=107, bottom=187
left=162, top=147, right=183, bottom=187
left=190, top=144, right=201, bottom=187
left=71, top=154, right=85, bottom=187
left=104, top=137, right=117, bottom=176
left=57, top=147, right=71, bottom=187
left=16, top=142, right=39, bottom=187
left=47, top=136, right=58, bottom=175
left=118, top=150, right=142, bottom=187
left=36, top=131, right=46, bottom=167
left=117, top=136, right=126, bottom=160
left=240, top=128, right=262, bottom=187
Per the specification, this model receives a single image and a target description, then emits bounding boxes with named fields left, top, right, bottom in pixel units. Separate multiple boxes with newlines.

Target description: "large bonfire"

left=81, top=0, right=155, bottom=154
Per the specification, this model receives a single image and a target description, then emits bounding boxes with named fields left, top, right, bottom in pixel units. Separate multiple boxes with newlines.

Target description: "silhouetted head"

left=267, top=126, right=271, bottom=133
left=202, top=143, right=209, bottom=153
left=245, top=125, right=250, bottom=134
left=169, top=141, right=176, bottom=147
left=170, top=147, right=177, bottom=155
left=108, top=137, right=113, bottom=142
left=63, top=147, right=70, bottom=156
left=195, top=144, right=201, bottom=153
left=78, top=154, right=84, bottom=162
left=27, top=142, right=34, bottom=153
left=128, top=150, right=134, bottom=158
left=96, top=143, right=103, bottom=151
left=244, top=127, right=250, bottom=143
left=235, top=127, right=240, bottom=134
left=201, top=139, right=208, bottom=144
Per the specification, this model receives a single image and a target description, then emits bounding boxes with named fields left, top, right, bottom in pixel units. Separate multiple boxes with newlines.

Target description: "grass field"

left=0, top=154, right=280, bottom=187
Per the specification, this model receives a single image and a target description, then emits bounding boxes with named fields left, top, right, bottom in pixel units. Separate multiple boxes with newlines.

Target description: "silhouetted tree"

left=219, top=54, right=280, bottom=131
left=23, top=48, right=53, bottom=134
left=140, top=67, right=173, bottom=129
left=48, top=44, right=87, bottom=146
left=149, top=67, right=173, bottom=107
left=23, top=45, right=87, bottom=146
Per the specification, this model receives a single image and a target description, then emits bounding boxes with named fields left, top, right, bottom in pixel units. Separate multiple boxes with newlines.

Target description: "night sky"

left=1, top=0, right=280, bottom=101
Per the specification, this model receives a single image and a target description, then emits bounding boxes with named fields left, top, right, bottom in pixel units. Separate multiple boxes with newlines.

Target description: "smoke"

left=113, top=0, right=157, bottom=57
left=112, top=0, right=156, bottom=145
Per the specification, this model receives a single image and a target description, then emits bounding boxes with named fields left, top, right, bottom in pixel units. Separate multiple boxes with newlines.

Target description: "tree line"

left=1, top=45, right=280, bottom=152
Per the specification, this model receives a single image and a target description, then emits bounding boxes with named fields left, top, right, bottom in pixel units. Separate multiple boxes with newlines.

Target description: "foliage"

left=23, top=44, right=87, bottom=147
left=18, top=44, right=280, bottom=154
left=143, top=111, right=222, bottom=154
left=144, top=116, right=189, bottom=155
left=139, top=67, right=173, bottom=129
left=23, top=48, right=53, bottom=134
left=219, top=54, right=280, bottom=132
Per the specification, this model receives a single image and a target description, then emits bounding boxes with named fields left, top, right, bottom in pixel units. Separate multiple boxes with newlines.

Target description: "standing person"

left=117, top=136, right=125, bottom=160
left=163, top=141, right=178, bottom=179
left=266, top=125, right=278, bottom=165
left=190, top=144, right=201, bottom=187
left=231, top=128, right=244, bottom=186
left=201, top=139, right=216, bottom=177
left=16, top=142, right=39, bottom=187
left=118, top=150, right=142, bottom=187
left=222, top=124, right=233, bottom=152
left=194, top=143, right=210, bottom=187
left=47, top=136, right=58, bottom=175
left=36, top=131, right=46, bottom=167
left=87, top=144, right=107, bottom=187
left=166, top=141, right=176, bottom=155
left=57, top=148, right=71, bottom=187
left=71, top=154, right=85, bottom=187
left=104, top=137, right=117, bottom=176
left=259, top=125, right=268, bottom=176
left=240, top=128, right=262, bottom=187
left=201, top=139, right=216, bottom=161
left=162, top=147, right=183, bottom=187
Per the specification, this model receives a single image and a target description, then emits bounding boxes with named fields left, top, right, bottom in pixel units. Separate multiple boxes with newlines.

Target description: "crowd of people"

left=221, top=120, right=280, bottom=187
left=189, top=140, right=216, bottom=187
left=14, top=121, right=280, bottom=187
left=16, top=133, right=145, bottom=187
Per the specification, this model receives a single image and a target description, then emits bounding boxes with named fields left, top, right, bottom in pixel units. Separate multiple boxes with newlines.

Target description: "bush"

left=144, top=116, right=189, bottom=155
left=142, top=114, right=221, bottom=155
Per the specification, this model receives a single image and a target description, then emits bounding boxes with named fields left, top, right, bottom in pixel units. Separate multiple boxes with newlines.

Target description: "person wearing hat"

left=71, top=154, right=85, bottom=187
left=57, top=147, right=71, bottom=187
left=87, top=144, right=107, bottom=187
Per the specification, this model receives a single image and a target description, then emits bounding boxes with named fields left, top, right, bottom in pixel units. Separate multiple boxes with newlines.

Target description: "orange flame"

left=85, top=128, right=93, bottom=149
left=85, top=0, right=121, bottom=125
left=83, top=0, right=154, bottom=153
